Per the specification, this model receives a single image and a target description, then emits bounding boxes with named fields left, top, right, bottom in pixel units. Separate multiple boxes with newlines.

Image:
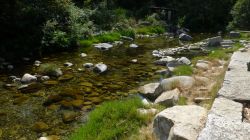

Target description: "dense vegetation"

left=0, top=0, right=248, bottom=60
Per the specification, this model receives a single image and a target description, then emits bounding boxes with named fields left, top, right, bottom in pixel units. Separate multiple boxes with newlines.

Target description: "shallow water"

left=0, top=35, right=209, bottom=140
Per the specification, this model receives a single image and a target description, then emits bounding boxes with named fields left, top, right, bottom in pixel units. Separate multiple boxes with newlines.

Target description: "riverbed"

left=0, top=35, right=209, bottom=140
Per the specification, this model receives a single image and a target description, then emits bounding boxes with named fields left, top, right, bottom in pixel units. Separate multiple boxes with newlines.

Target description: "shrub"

left=69, top=97, right=146, bottom=140
left=38, top=63, right=59, bottom=76
left=173, top=65, right=193, bottom=76
left=118, top=29, right=136, bottom=38
left=95, top=32, right=121, bottom=42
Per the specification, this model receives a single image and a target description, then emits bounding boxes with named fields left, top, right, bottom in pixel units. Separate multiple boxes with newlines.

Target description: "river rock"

left=93, top=63, right=107, bottom=73
left=38, top=135, right=60, bottom=140
left=94, top=43, right=113, bottom=51
left=153, top=105, right=207, bottom=140
left=62, top=111, right=78, bottom=123
left=179, top=33, right=192, bottom=41
left=177, top=57, right=191, bottom=65
left=80, top=53, right=87, bottom=57
left=18, top=83, right=42, bottom=93
left=83, top=63, right=94, bottom=68
left=58, top=74, right=74, bottom=81
left=34, top=60, right=42, bottom=67
left=113, top=41, right=124, bottom=46
left=154, top=88, right=180, bottom=107
left=32, top=122, right=49, bottom=132
left=43, top=80, right=58, bottom=86
left=205, top=36, right=222, bottom=47
left=139, top=83, right=163, bottom=101
left=229, top=31, right=240, bottom=38
left=131, top=59, right=138, bottom=63
left=21, top=73, right=37, bottom=84
left=154, top=56, right=175, bottom=65
left=41, top=76, right=50, bottom=81
left=64, top=62, right=73, bottom=67
left=158, top=76, right=195, bottom=91
left=129, top=44, right=138, bottom=48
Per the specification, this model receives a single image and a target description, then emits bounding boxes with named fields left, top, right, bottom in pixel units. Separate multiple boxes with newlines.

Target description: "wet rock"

left=43, top=80, right=58, bottom=86
left=93, top=63, right=108, bottom=73
left=13, top=96, right=29, bottom=105
left=83, top=63, right=94, bottom=68
left=94, top=43, right=113, bottom=51
left=32, top=122, right=49, bottom=132
left=129, top=44, right=138, bottom=48
left=139, top=83, right=163, bottom=101
left=159, top=76, right=195, bottom=91
left=154, top=88, right=180, bottom=107
left=21, top=73, right=37, bottom=84
left=80, top=82, right=93, bottom=87
left=64, top=62, right=73, bottom=67
left=18, top=83, right=42, bottom=93
left=38, top=135, right=60, bottom=140
left=71, top=100, right=83, bottom=108
left=58, top=74, right=74, bottom=82
left=34, top=60, right=42, bottom=67
left=229, top=31, right=240, bottom=38
left=88, top=97, right=102, bottom=104
left=153, top=105, right=207, bottom=140
left=179, top=33, right=192, bottom=41
left=177, top=57, right=191, bottom=65
left=43, top=95, right=63, bottom=106
left=62, top=111, right=78, bottom=123
left=60, top=100, right=73, bottom=109
left=41, top=76, right=50, bottom=81
left=80, top=53, right=87, bottom=57
left=131, top=59, right=138, bottom=63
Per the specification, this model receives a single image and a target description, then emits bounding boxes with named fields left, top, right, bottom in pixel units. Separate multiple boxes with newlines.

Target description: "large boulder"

left=93, top=63, right=108, bottom=73
left=153, top=105, right=207, bottom=140
left=205, top=36, right=222, bottom=47
left=21, top=73, right=37, bottom=84
left=139, top=83, right=163, bottom=101
left=158, top=76, right=195, bottom=91
left=154, top=88, right=180, bottom=107
left=179, top=33, right=193, bottom=41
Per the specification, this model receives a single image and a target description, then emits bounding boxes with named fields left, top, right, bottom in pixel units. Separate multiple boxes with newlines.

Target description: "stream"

left=0, top=35, right=210, bottom=140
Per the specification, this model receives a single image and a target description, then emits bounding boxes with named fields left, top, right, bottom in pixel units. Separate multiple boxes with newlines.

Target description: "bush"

left=118, top=29, right=136, bottom=38
left=69, top=97, right=146, bottom=140
left=136, top=26, right=165, bottom=35
left=38, top=63, right=59, bottom=76
left=173, top=65, right=193, bottom=76
left=228, top=0, right=250, bottom=30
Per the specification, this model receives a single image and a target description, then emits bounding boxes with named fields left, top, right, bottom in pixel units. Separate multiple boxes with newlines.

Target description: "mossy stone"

left=79, top=82, right=93, bottom=87
left=13, top=96, right=29, bottom=105
left=58, top=74, right=74, bottom=82
left=71, top=100, right=83, bottom=108
left=43, top=80, right=59, bottom=86
left=32, top=122, right=49, bottom=132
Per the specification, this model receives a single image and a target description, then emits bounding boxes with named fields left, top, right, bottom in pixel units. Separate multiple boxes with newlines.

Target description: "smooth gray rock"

left=139, top=83, right=163, bottom=101
left=21, top=73, right=37, bottom=84
left=154, top=105, right=207, bottom=140
left=179, top=33, right=193, bottom=41
left=177, top=57, right=191, bottom=65
left=159, top=76, right=195, bottom=91
left=154, top=88, right=180, bottom=107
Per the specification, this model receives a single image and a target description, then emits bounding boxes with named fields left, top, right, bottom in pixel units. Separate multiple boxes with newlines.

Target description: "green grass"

left=96, top=32, right=121, bottom=43
left=69, top=97, right=147, bottom=140
left=173, top=65, right=193, bottom=76
left=136, top=26, right=165, bottom=35
left=178, top=96, right=187, bottom=105
left=118, top=29, right=135, bottom=38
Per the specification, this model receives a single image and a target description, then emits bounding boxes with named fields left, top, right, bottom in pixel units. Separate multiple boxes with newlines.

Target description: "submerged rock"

left=153, top=105, right=207, bottom=140
left=62, top=111, right=78, bottom=123
left=32, top=122, right=49, bottom=132
left=93, top=63, right=108, bottom=73
left=58, top=74, right=74, bottom=82
left=18, top=83, right=42, bottom=93
left=21, top=73, right=37, bottom=84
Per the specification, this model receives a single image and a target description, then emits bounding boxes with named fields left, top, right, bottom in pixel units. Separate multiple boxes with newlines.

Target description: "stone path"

left=198, top=48, right=250, bottom=140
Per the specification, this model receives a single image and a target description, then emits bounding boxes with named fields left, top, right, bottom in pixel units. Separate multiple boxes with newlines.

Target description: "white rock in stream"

left=64, top=62, right=73, bottom=67
left=80, top=53, right=87, bottom=57
left=21, top=73, right=37, bottom=84
left=129, top=44, right=139, bottom=48
left=93, top=63, right=108, bottom=73
left=94, top=43, right=113, bottom=50
left=34, top=60, right=42, bottom=67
